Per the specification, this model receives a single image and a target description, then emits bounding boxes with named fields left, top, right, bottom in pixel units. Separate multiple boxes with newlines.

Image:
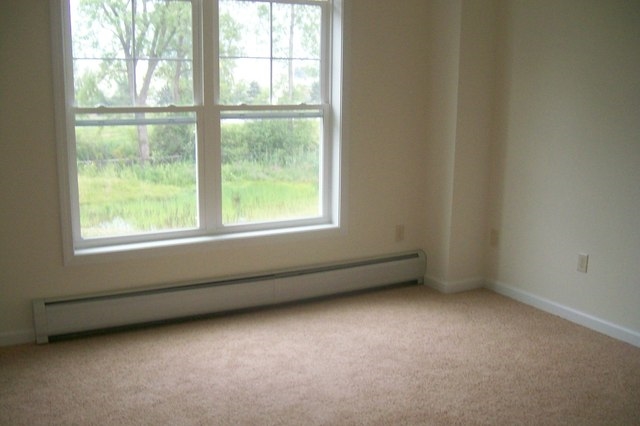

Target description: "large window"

left=52, top=0, right=343, bottom=256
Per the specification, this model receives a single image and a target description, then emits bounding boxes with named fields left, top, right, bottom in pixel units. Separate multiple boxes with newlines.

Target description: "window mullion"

left=322, top=1, right=331, bottom=220
left=203, top=0, right=222, bottom=231
left=192, top=0, right=207, bottom=233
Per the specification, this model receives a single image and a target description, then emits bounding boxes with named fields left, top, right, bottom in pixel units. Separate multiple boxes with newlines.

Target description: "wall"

left=488, top=0, right=640, bottom=334
left=446, top=0, right=497, bottom=285
left=3, top=0, right=639, bottom=346
left=423, top=0, right=497, bottom=290
left=0, top=0, right=430, bottom=344
left=422, top=0, right=461, bottom=284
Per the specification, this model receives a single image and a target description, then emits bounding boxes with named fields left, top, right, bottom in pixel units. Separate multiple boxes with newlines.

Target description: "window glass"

left=218, top=0, right=322, bottom=105
left=70, top=0, right=194, bottom=107
left=75, top=113, right=198, bottom=238
left=221, top=115, right=322, bottom=225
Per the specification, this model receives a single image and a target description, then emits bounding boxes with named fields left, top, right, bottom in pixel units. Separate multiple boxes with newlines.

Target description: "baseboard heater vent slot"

left=33, top=250, right=426, bottom=343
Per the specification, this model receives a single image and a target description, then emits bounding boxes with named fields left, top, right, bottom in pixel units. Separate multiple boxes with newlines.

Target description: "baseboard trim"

left=486, top=280, right=640, bottom=348
left=0, top=329, right=35, bottom=347
left=425, top=276, right=485, bottom=294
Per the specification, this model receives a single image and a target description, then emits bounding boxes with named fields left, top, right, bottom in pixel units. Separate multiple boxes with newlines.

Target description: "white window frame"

left=50, top=0, right=345, bottom=262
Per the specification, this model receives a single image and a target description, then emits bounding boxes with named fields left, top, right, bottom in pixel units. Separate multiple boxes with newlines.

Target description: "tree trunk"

left=136, top=119, right=150, bottom=163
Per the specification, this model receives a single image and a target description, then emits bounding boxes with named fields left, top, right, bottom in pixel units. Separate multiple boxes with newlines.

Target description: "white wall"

left=446, top=0, right=497, bottom=284
left=2, top=0, right=639, bottom=346
left=423, top=0, right=497, bottom=289
left=488, top=0, right=640, bottom=333
left=422, top=0, right=461, bottom=284
left=0, top=0, right=430, bottom=344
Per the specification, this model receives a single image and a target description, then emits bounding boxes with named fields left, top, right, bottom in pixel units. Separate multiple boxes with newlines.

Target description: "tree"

left=271, top=2, right=321, bottom=104
left=217, top=1, right=322, bottom=172
left=74, top=0, right=321, bottom=165
left=74, top=0, right=192, bottom=162
left=219, top=1, right=320, bottom=105
left=219, top=6, right=246, bottom=104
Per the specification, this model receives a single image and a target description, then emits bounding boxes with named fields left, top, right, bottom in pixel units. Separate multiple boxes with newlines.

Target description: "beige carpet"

left=1, top=285, right=639, bottom=425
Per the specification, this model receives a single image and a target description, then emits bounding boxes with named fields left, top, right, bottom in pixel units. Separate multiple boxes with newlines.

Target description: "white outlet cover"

left=577, top=254, right=589, bottom=273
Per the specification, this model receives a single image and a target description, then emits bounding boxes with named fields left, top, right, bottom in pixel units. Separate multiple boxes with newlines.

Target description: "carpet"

left=1, top=285, right=639, bottom=425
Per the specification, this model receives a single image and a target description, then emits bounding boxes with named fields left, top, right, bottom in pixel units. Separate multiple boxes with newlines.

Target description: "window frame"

left=50, top=0, right=345, bottom=262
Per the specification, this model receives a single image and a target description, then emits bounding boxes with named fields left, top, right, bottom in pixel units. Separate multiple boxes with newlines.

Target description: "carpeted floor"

left=1, top=285, right=639, bottom=425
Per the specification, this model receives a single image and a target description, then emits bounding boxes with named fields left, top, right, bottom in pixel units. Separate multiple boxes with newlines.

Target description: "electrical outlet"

left=395, top=224, right=405, bottom=242
left=577, top=253, right=589, bottom=273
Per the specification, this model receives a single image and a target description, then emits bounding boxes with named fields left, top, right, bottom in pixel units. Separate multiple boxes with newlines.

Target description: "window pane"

left=69, top=0, right=131, bottom=64
left=219, top=0, right=270, bottom=59
left=273, top=59, right=321, bottom=104
left=73, top=58, right=132, bottom=107
left=219, top=58, right=271, bottom=105
left=272, top=3, right=322, bottom=60
left=70, top=0, right=194, bottom=107
left=218, top=0, right=322, bottom=106
left=135, top=58, right=194, bottom=106
left=75, top=113, right=198, bottom=238
left=221, top=115, right=322, bottom=225
left=219, top=0, right=271, bottom=105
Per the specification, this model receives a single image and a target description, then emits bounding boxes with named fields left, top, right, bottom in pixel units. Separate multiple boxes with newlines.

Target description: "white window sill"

left=67, top=223, right=343, bottom=265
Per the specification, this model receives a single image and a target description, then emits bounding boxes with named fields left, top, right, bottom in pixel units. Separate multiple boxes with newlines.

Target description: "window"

left=52, top=0, right=343, bottom=256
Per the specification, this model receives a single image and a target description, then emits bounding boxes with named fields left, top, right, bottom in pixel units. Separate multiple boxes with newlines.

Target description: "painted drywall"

left=0, top=0, right=431, bottom=343
left=423, top=0, right=497, bottom=287
left=422, top=0, right=461, bottom=283
left=488, top=0, right=640, bottom=332
left=446, top=0, right=497, bottom=284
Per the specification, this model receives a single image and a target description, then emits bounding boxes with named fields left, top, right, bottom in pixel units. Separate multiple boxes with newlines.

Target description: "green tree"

left=217, top=1, right=322, bottom=173
left=271, top=2, right=321, bottom=104
left=219, top=7, right=246, bottom=104
left=74, top=0, right=193, bottom=162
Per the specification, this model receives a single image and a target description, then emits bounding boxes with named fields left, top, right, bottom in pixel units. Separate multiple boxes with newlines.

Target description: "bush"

left=150, top=124, right=196, bottom=161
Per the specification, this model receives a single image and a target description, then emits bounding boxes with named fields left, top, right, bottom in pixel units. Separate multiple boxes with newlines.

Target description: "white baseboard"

left=425, top=276, right=485, bottom=294
left=0, top=329, right=35, bottom=347
left=486, top=280, right=640, bottom=348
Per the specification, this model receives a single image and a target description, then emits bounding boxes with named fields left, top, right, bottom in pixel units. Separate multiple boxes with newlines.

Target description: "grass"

left=78, top=162, right=198, bottom=237
left=78, top=160, right=319, bottom=238
left=222, top=180, right=319, bottom=224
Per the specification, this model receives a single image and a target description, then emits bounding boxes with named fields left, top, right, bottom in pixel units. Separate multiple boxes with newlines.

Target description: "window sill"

left=67, top=223, right=343, bottom=265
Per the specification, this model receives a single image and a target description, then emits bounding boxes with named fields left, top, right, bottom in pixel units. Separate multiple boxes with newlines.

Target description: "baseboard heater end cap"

left=32, top=298, right=49, bottom=344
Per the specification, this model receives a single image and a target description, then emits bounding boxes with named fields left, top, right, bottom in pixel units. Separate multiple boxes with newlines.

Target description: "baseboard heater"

left=33, top=250, right=426, bottom=343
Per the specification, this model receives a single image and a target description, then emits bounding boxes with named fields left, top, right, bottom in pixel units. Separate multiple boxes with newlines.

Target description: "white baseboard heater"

left=33, top=250, right=426, bottom=343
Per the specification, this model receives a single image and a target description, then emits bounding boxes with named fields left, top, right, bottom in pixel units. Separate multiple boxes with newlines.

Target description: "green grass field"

left=78, top=161, right=319, bottom=238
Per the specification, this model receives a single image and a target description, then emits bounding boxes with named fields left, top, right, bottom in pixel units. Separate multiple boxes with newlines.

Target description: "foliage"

left=150, top=124, right=196, bottom=161
left=222, top=180, right=318, bottom=224
left=73, top=0, right=194, bottom=162
left=78, top=160, right=318, bottom=236
left=222, top=118, right=320, bottom=168
left=76, top=125, right=138, bottom=162
left=219, top=0, right=321, bottom=105
left=78, top=161, right=198, bottom=236
left=76, top=122, right=195, bottom=162
left=74, top=0, right=193, bottom=107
